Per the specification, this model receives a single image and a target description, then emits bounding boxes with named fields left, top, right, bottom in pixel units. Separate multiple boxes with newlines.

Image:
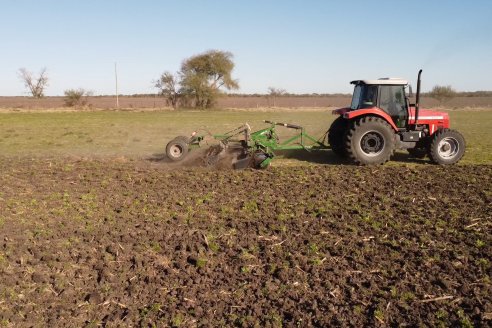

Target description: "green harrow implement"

left=165, top=120, right=330, bottom=169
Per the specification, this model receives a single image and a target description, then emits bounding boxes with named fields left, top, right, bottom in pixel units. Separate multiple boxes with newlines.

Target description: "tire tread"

left=345, top=116, right=395, bottom=165
left=428, top=129, right=465, bottom=165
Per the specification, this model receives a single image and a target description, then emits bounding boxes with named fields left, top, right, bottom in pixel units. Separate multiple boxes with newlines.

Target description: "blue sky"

left=1, top=0, right=491, bottom=96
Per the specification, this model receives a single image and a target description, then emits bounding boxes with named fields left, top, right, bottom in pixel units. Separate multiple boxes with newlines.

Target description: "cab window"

left=351, top=85, right=378, bottom=109
left=379, top=85, right=407, bottom=126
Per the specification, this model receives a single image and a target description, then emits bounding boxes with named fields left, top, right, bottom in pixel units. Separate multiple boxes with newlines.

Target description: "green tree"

left=180, top=50, right=239, bottom=109
left=154, top=71, right=180, bottom=109
left=428, top=85, right=457, bottom=105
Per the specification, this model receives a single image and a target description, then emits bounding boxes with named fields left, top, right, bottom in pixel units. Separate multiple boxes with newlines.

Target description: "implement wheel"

left=166, top=136, right=189, bottom=161
left=428, top=129, right=465, bottom=165
left=345, top=116, right=395, bottom=165
left=328, top=116, right=348, bottom=157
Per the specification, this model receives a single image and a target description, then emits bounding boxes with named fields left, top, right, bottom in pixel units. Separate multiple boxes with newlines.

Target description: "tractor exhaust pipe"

left=414, top=69, right=422, bottom=125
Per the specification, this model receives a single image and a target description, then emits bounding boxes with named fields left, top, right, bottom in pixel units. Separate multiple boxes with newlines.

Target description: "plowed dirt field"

left=0, top=159, right=491, bottom=327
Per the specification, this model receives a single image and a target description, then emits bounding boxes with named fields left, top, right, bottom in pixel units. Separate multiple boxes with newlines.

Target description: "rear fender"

left=334, top=107, right=399, bottom=131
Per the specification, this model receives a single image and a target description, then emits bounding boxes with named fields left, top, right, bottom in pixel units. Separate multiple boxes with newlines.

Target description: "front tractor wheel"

left=166, top=136, right=190, bottom=162
left=428, top=129, right=465, bottom=165
left=345, top=116, right=396, bottom=165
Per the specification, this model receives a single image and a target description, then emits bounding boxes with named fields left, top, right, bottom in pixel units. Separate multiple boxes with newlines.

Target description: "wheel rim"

left=169, top=144, right=183, bottom=158
left=437, top=137, right=459, bottom=158
left=360, top=131, right=385, bottom=156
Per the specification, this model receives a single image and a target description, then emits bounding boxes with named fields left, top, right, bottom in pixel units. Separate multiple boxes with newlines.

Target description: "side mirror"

left=407, top=85, right=413, bottom=98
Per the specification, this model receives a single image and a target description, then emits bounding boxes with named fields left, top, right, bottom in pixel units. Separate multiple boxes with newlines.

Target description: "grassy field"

left=0, top=109, right=491, bottom=164
left=1, top=109, right=491, bottom=326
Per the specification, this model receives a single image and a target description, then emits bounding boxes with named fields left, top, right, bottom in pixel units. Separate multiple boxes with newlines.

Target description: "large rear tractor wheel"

left=428, top=129, right=465, bottom=165
left=345, top=116, right=395, bottom=165
left=166, top=136, right=189, bottom=162
left=328, top=116, right=349, bottom=157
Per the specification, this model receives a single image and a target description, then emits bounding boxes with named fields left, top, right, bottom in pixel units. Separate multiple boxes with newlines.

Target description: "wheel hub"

left=360, top=131, right=385, bottom=156
left=169, top=144, right=183, bottom=158
left=438, top=137, right=459, bottom=158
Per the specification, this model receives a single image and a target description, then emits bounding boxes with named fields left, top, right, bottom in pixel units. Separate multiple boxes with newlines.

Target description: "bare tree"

left=18, top=68, right=49, bottom=98
left=154, top=71, right=181, bottom=109
left=267, top=87, right=286, bottom=107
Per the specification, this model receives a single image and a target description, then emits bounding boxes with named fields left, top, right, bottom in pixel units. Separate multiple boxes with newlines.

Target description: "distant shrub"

left=64, top=88, right=92, bottom=107
left=428, top=85, right=457, bottom=105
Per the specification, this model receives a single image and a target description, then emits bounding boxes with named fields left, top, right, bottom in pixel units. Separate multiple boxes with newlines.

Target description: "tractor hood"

left=408, top=108, right=448, bottom=121
left=408, top=107, right=450, bottom=128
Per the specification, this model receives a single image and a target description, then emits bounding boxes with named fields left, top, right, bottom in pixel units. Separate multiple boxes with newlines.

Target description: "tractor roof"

left=351, top=78, right=408, bottom=86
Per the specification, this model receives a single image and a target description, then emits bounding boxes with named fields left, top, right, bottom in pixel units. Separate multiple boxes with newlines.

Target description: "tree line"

left=17, top=51, right=490, bottom=108
left=17, top=50, right=241, bottom=109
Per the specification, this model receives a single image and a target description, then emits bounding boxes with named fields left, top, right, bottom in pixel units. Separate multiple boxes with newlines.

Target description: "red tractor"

left=328, top=70, right=465, bottom=165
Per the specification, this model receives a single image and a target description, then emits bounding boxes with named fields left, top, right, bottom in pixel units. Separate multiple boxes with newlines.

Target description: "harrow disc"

left=202, top=143, right=226, bottom=166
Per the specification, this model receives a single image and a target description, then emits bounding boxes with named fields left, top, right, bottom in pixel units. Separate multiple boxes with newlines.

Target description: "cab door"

left=378, top=86, right=408, bottom=128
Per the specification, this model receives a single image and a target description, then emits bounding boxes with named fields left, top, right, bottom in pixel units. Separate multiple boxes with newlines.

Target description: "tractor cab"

left=350, top=78, right=409, bottom=128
